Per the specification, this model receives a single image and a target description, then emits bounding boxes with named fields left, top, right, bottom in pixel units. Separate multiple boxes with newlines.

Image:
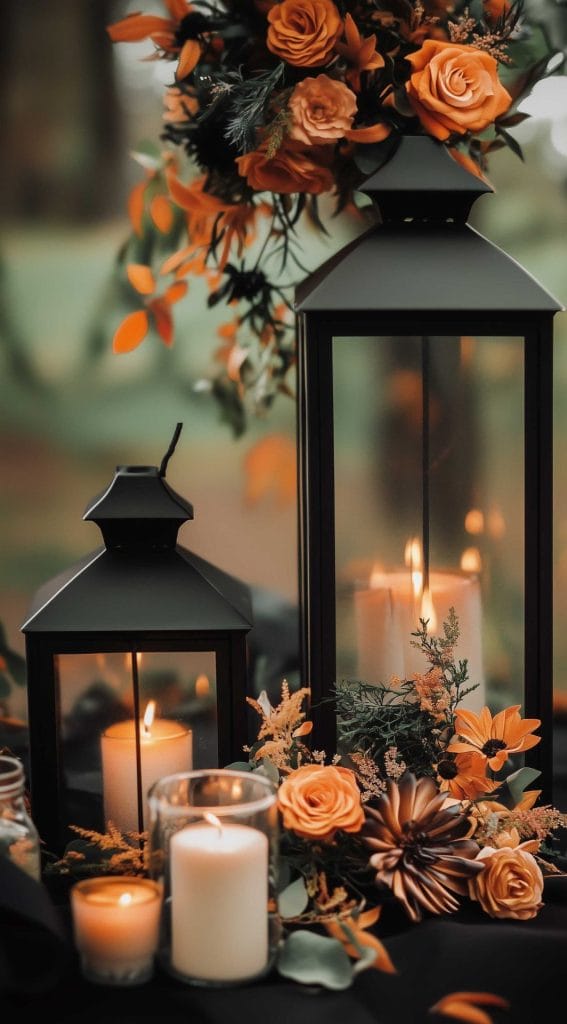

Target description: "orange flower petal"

left=160, top=246, right=194, bottom=275
left=113, top=310, right=149, bottom=354
left=292, top=721, right=313, bottom=738
left=431, top=991, right=509, bottom=1024
left=176, top=38, right=201, bottom=79
left=149, top=299, right=174, bottom=346
left=127, top=264, right=156, bottom=296
left=107, top=13, right=173, bottom=43
left=345, top=123, right=391, bottom=143
left=150, top=194, right=174, bottom=233
left=128, top=180, right=147, bottom=237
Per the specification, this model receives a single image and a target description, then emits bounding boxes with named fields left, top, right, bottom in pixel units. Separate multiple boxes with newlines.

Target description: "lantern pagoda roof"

left=295, top=136, right=562, bottom=316
left=22, top=466, right=252, bottom=634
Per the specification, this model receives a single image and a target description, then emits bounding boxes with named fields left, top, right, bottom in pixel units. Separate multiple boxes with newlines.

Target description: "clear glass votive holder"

left=148, top=769, right=279, bottom=987
left=70, top=876, right=162, bottom=986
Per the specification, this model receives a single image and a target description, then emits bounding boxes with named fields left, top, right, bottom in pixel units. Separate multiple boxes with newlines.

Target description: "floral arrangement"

left=47, top=610, right=567, bottom=996
left=106, top=0, right=560, bottom=430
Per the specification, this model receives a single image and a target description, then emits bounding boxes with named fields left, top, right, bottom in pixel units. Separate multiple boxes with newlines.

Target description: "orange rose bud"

left=405, top=40, right=512, bottom=141
left=236, top=141, right=334, bottom=194
left=469, top=843, right=544, bottom=920
left=277, top=764, right=364, bottom=839
left=289, top=75, right=357, bottom=144
left=267, top=0, right=343, bottom=67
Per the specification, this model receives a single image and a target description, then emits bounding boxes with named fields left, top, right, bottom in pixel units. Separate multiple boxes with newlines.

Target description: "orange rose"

left=236, top=141, right=334, bottom=194
left=277, top=764, right=364, bottom=839
left=267, top=0, right=342, bottom=67
left=405, top=40, right=511, bottom=141
left=289, top=75, right=357, bottom=144
left=468, top=843, right=544, bottom=920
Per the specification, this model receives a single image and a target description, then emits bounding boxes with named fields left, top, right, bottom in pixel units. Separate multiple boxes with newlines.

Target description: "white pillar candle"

left=71, top=876, right=162, bottom=986
left=170, top=820, right=269, bottom=982
left=354, top=569, right=485, bottom=709
left=101, top=711, right=192, bottom=833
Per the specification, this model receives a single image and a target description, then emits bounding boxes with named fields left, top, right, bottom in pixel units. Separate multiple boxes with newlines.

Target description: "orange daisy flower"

left=107, top=1, right=202, bottom=80
left=448, top=705, right=540, bottom=773
left=436, top=751, right=495, bottom=801
left=335, top=13, right=384, bottom=92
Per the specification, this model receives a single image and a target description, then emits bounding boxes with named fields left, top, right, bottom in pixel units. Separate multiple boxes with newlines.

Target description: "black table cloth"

left=2, top=860, right=567, bottom=1024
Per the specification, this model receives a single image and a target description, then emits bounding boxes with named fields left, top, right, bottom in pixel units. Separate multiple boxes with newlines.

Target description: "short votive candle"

left=71, top=876, right=162, bottom=986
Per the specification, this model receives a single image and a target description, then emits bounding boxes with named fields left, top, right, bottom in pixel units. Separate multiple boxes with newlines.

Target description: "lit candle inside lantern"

left=70, top=876, right=162, bottom=986
left=354, top=539, right=485, bottom=709
left=170, top=811, right=269, bottom=983
left=101, top=701, right=192, bottom=833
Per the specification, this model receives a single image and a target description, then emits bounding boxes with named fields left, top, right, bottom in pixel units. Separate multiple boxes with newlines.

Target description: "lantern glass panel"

left=56, top=650, right=217, bottom=835
left=332, top=334, right=524, bottom=721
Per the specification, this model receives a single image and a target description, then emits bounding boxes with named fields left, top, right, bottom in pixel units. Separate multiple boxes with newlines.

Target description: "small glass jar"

left=0, top=755, right=40, bottom=881
left=148, top=769, right=279, bottom=987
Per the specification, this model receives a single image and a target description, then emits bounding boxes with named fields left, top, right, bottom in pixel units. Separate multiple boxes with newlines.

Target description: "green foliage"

left=277, top=930, right=354, bottom=990
left=223, top=64, right=286, bottom=154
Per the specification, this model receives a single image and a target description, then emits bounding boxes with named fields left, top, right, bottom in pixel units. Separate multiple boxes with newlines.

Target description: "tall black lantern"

left=22, top=448, right=252, bottom=852
left=296, top=136, right=562, bottom=798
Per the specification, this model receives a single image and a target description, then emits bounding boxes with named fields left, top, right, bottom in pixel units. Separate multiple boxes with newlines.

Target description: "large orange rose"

left=236, top=142, right=334, bottom=194
left=405, top=40, right=511, bottom=140
left=277, top=764, right=364, bottom=839
left=468, top=842, right=544, bottom=920
left=289, top=74, right=357, bottom=144
left=267, top=0, right=342, bottom=67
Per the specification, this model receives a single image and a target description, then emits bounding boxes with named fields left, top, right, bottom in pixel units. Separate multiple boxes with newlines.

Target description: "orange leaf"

left=149, top=299, right=174, bottom=346
left=176, top=38, right=201, bottom=79
left=150, top=194, right=174, bottom=233
left=112, top=310, right=149, bottom=354
left=431, top=991, right=509, bottom=1024
left=107, top=13, right=173, bottom=42
left=345, top=123, right=391, bottom=143
left=244, top=434, right=296, bottom=507
left=160, top=246, right=194, bottom=276
left=163, top=280, right=188, bottom=305
left=127, top=264, right=156, bottom=296
left=128, top=180, right=147, bottom=237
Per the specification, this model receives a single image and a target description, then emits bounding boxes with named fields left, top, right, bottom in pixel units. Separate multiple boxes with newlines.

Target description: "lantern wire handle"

left=421, top=338, right=430, bottom=596
left=131, top=651, right=145, bottom=837
left=159, top=422, right=184, bottom=477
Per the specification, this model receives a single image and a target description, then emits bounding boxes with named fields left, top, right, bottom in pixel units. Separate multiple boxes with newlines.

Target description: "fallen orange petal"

left=113, top=310, right=149, bottom=354
left=150, top=194, right=174, bottom=233
left=127, top=264, right=156, bottom=296
left=128, top=180, right=147, bottom=237
left=431, top=991, right=509, bottom=1024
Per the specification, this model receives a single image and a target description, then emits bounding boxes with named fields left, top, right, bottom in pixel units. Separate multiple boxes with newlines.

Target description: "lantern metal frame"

left=22, top=459, right=252, bottom=853
left=295, top=136, right=561, bottom=800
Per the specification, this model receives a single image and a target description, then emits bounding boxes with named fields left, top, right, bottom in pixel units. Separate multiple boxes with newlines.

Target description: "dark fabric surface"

left=2, top=865, right=567, bottom=1023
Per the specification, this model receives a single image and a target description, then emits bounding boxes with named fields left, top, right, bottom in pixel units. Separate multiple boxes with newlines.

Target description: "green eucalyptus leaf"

left=255, top=758, right=280, bottom=785
left=277, top=931, right=354, bottom=990
left=224, top=761, right=252, bottom=772
left=494, top=766, right=541, bottom=809
left=278, top=876, right=309, bottom=919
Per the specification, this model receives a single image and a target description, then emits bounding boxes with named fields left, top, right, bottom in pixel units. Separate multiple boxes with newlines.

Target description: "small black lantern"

left=296, top=136, right=562, bottom=798
left=22, top=430, right=252, bottom=852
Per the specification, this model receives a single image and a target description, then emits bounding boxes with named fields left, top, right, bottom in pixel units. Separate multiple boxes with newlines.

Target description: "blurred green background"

left=0, top=1, right=566, bottom=790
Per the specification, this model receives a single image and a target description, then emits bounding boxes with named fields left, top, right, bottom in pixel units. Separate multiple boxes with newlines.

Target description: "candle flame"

left=195, top=674, right=210, bottom=698
left=405, top=536, right=423, bottom=601
left=143, top=700, right=156, bottom=735
left=203, top=812, right=223, bottom=835
left=420, top=588, right=437, bottom=632
left=464, top=508, right=484, bottom=535
left=461, top=547, right=482, bottom=574
left=369, top=564, right=384, bottom=589
left=118, top=892, right=133, bottom=907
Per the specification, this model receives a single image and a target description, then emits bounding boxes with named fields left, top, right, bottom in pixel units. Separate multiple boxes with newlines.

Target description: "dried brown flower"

left=363, top=773, right=484, bottom=922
